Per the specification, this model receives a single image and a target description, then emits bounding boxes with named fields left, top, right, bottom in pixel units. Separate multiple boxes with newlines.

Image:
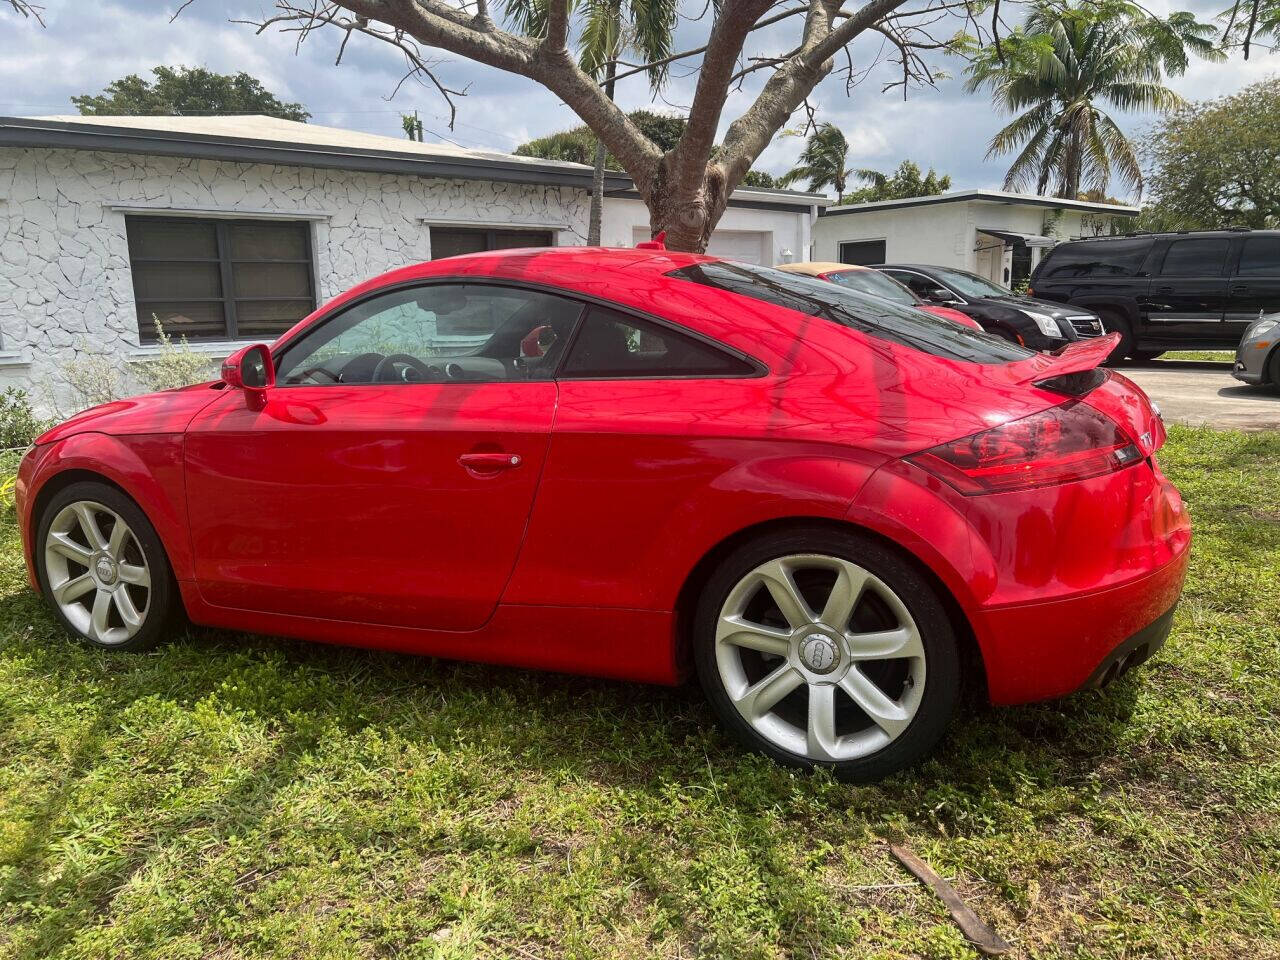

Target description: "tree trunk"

left=643, top=159, right=730, bottom=253
left=587, top=60, right=617, bottom=246
left=1061, top=130, right=1083, bottom=200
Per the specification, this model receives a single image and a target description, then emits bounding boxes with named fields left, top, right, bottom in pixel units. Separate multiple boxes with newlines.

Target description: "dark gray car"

left=876, top=263, right=1105, bottom=351
left=1233, top=312, right=1280, bottom=389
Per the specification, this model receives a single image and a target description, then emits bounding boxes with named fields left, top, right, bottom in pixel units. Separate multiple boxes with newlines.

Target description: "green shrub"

left=0, top=387, right=51, bottom=450
left=131, top=318, right=214, bottom=393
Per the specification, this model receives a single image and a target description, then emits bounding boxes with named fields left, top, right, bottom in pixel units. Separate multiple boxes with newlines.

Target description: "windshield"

left=824, top=268, right=917, bottom=305
left=928, top=266, right=1011, bottom=298
left=668, top=261, right=1031, bottom=364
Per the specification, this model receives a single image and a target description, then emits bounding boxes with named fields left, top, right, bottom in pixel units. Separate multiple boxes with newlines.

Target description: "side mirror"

left=221, top=344, right=275, bottom=410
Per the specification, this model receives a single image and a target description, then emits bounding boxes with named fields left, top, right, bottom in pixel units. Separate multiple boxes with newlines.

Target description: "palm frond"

left=626, top=0, right=678, bottom=90
left=970, top=0, right=1200, bottom=199
left=503, top=0, right=549, bottom=37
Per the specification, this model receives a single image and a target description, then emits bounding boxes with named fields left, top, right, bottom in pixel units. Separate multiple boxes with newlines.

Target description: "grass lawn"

left=1161, top=350, right=1235, bottom=363
left=0, top=426, right=1276, bottom=959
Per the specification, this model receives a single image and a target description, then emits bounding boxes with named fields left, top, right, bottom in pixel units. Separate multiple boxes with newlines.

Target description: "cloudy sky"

left=3, top=0, right=1275, bottom=198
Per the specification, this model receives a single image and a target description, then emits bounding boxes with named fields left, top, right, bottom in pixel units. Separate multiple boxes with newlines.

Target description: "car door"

left=1140, top=236, right=1232, bottom=345
left=1227, top=235, right=1280, bottom=340
left=184, top=281, right=584, bottom=631
left=502, top=304, right=765, bottom=612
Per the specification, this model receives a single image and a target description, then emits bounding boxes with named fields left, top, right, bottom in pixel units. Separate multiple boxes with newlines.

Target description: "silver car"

left=1233, top=313, right=1280, bottom=389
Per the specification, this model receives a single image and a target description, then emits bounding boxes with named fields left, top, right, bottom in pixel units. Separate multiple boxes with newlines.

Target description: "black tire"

left=1268, top=347, right=1280, bottom=394
left=1097, top=309, right=1134, bottom=363
left=1132, top=350, right=1165, bottom=361
left=693, top=526, right=961, bottom=783
left=35, top=480, right=178, bottom=651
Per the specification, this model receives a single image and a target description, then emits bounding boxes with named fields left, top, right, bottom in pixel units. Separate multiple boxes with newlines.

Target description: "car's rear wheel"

left=36, top=481, right=177, bottom=651
left=1131, top=350, right=1165, bottom=361
left=694, top=528, right=959, bottom=782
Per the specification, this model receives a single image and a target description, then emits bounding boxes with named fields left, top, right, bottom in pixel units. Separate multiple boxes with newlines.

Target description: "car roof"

left=777, top=261, right=864, bottom=276
left=429, top=245, right=717, bottom=278
left=1053, top=229, right=1280, bottom=243
left=318, top=246, right=721, bottom=314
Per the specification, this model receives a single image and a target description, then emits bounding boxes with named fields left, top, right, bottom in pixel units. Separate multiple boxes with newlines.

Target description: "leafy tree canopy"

left=516, top=110, right=776, bottom=187
left=840, top=160, right=952, bottom=204
left=72, top=66, right=310, bottom=122
left=1139, top=77, right=1280, bottom=231
left=964, top=0, right=1217, bottom=200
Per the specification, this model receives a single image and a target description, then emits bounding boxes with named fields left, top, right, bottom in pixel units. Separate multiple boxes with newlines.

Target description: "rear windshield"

left=825, top=268, right=917, bottom=305
left=667, top=261, right=1032, bottom=364
left=1037, top=237, right=1154, bottom=279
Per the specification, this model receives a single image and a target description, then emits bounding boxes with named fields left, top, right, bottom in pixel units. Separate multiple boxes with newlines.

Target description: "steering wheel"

left=372, top=353, right=432, bottom=383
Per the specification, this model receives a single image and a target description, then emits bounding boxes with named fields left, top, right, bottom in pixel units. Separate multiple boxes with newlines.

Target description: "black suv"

left=1028, top=230, right=1280, bottom=359
left=876, top=263, right=1104, bottom=350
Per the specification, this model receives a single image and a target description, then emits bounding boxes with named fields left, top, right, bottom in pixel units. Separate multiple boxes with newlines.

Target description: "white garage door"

left=632, top=228, right=770, bottom=264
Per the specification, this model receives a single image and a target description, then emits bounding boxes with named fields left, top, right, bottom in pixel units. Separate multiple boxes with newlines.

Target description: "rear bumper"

left=1080, top=603, right=1175, bottom=690
left=975, top=542, right=1189, bottom=705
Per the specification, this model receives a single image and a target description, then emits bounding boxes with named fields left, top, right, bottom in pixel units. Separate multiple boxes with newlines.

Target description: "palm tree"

left=778, top=124, right=854, bottom=201
left=504, top=0, right=676, bottom=244
left=965, top=0, right=1218, bottom=199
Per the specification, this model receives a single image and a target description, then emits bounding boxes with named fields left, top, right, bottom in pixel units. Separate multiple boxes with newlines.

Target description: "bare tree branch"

left=544, top=0, right=569, bottom=53
left=669, top=0, right=777, bottom=196
left=4, top=0, right=44, bottom=24
left=187, top=0, right=1021, bottom=251
left=610, top=5, right=808, bottom=83
left=218, top=0, right=662, bottom=184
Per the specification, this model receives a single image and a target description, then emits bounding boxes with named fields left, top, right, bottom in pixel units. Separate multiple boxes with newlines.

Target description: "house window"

left=125, top=216, right=316, bottom=342
left=430, top=227, right=554, bottom=260
left=837, top=239, right=887, bottom=266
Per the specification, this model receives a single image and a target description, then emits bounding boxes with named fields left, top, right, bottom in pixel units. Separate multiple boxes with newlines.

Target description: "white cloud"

left=1, top=0, right=1273, bottom=192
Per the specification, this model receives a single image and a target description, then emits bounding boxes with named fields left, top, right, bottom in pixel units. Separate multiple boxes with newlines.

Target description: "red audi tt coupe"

left=15, top=246, right=1190, bottom=781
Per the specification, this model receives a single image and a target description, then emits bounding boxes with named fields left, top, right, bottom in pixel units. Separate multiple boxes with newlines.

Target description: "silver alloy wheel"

left=715, top=553, right=926, bottom=762
left=44, top=500, right=151, bottom=645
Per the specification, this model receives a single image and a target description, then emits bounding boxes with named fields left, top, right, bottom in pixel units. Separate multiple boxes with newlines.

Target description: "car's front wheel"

left=36, top=481, right=178, bottom=651
left=694, top=528, right=960, bottom=782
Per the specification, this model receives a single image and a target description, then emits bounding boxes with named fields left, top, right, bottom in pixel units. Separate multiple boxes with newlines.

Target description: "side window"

left=889, top=271, right=942, bottom=299
left=560, top=307, right=754, bottom=379
left=1040, top=238, right=1153, bottom=278
left=1158, top=238, right=1230, bottom=277
left=1237, top=237, right=1280, bottom=276
left=275, top=283, right=583, bottom=385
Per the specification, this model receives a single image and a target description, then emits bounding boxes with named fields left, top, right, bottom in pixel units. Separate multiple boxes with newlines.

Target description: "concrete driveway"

left=1115, top=360, right=1280, bottom=431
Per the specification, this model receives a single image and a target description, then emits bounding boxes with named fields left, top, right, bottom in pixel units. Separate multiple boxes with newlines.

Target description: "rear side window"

left=667, top=261, right=1031, bottom=364
left=1237, top=237, right=1280, bottom=276
left=560, top=306, right=755, bottom=379
left=1159, top=238, right=1230, bottom=276
left=1038, top=238, right=1153, bottom=279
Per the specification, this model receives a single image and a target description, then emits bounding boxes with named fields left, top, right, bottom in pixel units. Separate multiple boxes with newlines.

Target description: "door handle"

left=458, top=452, right=523, bottom=471
left=1234, top=285, right=1250, bottom=292
left=1157, top=286, right=1175, bottom=294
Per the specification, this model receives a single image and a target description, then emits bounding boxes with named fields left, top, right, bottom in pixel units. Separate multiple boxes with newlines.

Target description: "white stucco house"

left=813, top=189, right=1140, bottom=288
left=0, top=113, right=825, bottom=413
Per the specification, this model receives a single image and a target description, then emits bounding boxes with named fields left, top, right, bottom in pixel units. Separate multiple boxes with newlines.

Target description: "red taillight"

left=908, top=402, right=1142, bottom=494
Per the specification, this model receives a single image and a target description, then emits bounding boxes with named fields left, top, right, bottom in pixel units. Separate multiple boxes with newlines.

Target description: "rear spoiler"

left=1008, top=333, right=1120, bottom=385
